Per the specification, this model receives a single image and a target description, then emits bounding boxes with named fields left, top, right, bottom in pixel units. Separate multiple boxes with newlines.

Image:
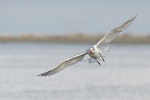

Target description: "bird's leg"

left=100, top=54, right=105, bottom=62
left=102, top=57, right=105, bottom=62
left=95, top=58, right=101, bottom=66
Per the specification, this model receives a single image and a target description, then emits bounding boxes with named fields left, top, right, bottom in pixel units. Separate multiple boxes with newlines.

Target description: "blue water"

left=0, top=43, right=150, bottom=100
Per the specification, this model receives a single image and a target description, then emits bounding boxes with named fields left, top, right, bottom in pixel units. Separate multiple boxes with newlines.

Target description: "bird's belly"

left=89, top=53, right=100, bottom=58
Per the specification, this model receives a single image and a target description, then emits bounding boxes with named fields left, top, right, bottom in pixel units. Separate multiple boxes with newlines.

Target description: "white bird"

left=38, top=16, right=137, bottom=76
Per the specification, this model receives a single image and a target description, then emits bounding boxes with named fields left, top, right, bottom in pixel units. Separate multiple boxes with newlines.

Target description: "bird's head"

left=87, top=45, right=98, bottom=54
left=88, top=47, right=95, bottom=54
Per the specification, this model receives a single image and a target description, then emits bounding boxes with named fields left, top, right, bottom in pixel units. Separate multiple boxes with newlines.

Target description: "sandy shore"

left=0, top=33, right=150, bottom=44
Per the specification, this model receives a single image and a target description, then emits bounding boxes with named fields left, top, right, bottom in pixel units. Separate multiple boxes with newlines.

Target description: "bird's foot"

left=102, top=57, right=105, bottom=62
left=96, top=58, right=101, bottom=66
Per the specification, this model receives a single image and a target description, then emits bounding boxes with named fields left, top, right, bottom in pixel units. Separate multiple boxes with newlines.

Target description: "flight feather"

left=95, top=15, right=137, bottom=47
left=38, top=52, right=87, bottom=76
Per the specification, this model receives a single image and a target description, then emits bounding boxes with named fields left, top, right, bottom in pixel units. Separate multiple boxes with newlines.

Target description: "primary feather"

left=95, top=15, right=137, bottom=47
left=38, top=52, right=87, bottom=76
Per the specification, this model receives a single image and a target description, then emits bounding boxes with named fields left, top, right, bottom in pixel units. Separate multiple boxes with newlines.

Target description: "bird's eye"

left=89, top=47, right=94, bottom=52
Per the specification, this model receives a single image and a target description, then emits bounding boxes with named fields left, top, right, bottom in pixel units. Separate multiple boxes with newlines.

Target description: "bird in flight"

left=38, top=16, right=137, bottom=76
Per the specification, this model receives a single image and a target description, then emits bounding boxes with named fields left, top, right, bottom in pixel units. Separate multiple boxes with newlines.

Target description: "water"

left=0, top=43, right=150, bottom=100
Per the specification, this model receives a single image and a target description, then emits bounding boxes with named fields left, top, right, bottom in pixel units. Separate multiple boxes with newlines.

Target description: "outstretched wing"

left=38, top=52, right=87, bottom=76
left=95, top=15, right=137, bottom=47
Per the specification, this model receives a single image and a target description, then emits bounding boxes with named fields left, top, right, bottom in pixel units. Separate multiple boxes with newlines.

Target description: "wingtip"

left=37, top=74, right=42, bottom=77
left=37, top=72, right=54, bottom=77
left=134, top=15, right=138, bottom=17
left=130, top=15, right=138, bottom=20
left=37, top=74, right=47, bottom=77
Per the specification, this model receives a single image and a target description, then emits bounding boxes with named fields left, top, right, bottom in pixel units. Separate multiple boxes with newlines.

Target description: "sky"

left=0, top=0, right=150, bottom=35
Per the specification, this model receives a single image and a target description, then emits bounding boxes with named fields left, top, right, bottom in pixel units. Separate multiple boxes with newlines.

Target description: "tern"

left=38, top=16, right=137, bottom=76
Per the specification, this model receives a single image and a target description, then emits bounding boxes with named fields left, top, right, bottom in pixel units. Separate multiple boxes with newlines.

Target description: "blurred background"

left=0, top=0, right=150, bottom=100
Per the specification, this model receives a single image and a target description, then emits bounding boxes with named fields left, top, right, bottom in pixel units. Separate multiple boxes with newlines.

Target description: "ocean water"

left=0, top=43, right=150, bottom=100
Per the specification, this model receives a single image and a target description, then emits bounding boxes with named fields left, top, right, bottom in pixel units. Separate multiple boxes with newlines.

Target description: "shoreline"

left=0, top=33, right=150, bottom=44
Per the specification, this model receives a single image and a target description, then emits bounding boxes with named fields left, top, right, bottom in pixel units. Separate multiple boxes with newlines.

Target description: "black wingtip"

left=37, top=74, right=46, bottom=77
left=37, top=74, right=42, bottom=77
left=37, top=72, right=54, bottom=77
